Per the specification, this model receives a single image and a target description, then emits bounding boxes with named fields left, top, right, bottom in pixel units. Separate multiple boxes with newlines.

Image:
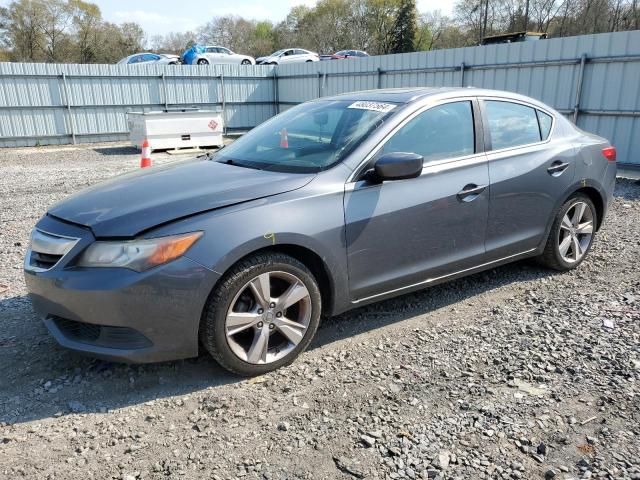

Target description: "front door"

left=344, top=100, right=490, bottom=301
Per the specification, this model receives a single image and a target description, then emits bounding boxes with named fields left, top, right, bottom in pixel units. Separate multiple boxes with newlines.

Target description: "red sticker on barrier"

left=208, top=119, right=219, bottom=131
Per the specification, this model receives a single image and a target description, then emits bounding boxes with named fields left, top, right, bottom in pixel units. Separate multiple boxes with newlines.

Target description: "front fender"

left=148, top=186, right=351, bottom=316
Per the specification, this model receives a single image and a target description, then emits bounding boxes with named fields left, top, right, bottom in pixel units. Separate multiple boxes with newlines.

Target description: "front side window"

left=382, top=101, right=475, bottom=162
left=485, top=100, right=541, bottom=150
left=213, top=100, right=395, bottom=173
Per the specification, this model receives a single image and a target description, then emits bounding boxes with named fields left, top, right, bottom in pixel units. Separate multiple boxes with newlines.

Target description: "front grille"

left=53, top=317, right=152, bottom=350
left=26, top=229, right=79, bottom=271
left=30, top=251, right=63, bottom=270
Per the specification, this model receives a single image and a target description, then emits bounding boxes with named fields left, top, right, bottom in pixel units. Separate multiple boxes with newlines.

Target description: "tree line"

left=1, top=0, right=638, bottom=63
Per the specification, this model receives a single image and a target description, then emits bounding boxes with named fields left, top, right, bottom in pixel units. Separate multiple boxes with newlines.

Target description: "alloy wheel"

left=557, top=201, right=594, bottom=263
left=225, top=271, right=312, bottom=364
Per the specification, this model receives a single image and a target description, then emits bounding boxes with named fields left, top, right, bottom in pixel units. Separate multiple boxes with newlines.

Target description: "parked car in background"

left=188, top=45, right=255, bottom=65
left=24, top=87, right=616, bottom=376
left=331, top=50, right=369, bottom=59
left=117, top=53, right=180, bottom=65
left=256, top=48, right=319, bottom=65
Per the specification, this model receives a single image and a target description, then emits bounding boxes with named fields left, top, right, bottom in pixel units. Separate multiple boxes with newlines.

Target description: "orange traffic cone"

left=280, top=128, right=288, bottom=149
left=140, top=139, right=152, bottom=168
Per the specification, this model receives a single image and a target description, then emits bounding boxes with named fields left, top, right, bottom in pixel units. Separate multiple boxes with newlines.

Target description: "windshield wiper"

left=218, top=158, right=264, bottom=171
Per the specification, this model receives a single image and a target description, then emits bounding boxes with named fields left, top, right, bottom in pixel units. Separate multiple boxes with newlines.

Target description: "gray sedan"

left=24, top=87, right=617, bottom=376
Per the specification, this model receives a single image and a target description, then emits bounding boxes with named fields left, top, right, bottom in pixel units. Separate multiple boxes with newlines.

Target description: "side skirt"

left=349, top=248, right=538, bottom=308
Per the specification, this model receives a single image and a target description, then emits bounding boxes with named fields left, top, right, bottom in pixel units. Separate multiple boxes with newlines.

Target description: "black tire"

left=241, top=59, right=251, bottom=65
left=305, top=59, right=313, bottom=62
left=538, top=193, right=597, bottom=271
left=200, top=253, right=322, bottom=376
left=197, top=58, right=209, bottom=65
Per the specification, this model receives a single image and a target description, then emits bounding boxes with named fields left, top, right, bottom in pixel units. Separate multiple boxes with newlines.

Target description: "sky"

left=53, top=0, right=457, bottom=38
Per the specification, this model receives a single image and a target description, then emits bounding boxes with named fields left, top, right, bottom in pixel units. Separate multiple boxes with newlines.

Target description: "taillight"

left=602, top=146, right=616, bottom=162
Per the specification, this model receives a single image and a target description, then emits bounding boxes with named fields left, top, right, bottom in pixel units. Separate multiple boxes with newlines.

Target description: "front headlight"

left=77, top=232, right=203, bottom=271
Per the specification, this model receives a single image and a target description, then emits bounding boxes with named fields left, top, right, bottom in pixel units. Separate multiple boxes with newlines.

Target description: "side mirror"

left=373, top=152, right=423, bottom=181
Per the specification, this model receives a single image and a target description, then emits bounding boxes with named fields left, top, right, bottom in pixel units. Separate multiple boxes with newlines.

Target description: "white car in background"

left=191, top=46, right=255, bottom=65
left=117, top=53, right=180, bottom=65
left=256, top=48, right=319, bottom=65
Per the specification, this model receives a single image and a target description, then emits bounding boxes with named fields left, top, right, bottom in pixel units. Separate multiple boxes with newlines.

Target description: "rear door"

left=218, top=47, right=235, bottom=64
left=481, top=98, right=576, bottom=259
left=205, top=47, right=222, bottom=63
left=344, top=99, right=490, bottom=301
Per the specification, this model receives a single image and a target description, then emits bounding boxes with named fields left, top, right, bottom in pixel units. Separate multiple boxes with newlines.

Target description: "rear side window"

left=485, top=101, right=541, bottom=150
left=537, top=110, right=553, bottom=140
left=382, top=101, right=475, bottom=162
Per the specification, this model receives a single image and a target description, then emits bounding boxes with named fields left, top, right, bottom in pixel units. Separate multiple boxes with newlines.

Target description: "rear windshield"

left=213, top=100, right=397, bottom=173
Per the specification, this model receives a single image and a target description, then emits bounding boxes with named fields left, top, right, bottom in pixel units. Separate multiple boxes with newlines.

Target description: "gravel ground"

left=0, top=143, right=639, bottom=480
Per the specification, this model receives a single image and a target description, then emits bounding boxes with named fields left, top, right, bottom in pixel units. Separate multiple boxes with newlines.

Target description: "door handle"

left=457, top=184, right=487, bottom=202
left=547, top=161, right=570, bottom=176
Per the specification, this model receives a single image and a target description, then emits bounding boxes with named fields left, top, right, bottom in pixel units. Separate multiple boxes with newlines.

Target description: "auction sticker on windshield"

left=348, top=101, right=396, bottom=113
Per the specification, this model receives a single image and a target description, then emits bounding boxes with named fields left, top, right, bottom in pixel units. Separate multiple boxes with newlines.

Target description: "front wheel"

left=538, top=193, right=597, bottom=271
left=241, top=59, right=251, bottom=65
left=200, top=253, right=322, bottom=376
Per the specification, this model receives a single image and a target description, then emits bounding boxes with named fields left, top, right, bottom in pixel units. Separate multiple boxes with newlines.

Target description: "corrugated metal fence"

left=1, top=30, right=639, bottom=166
left=0, top=62, right=277, bottom=147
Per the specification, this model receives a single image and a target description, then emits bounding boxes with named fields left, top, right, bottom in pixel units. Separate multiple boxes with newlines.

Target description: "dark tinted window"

left=537, top=110, right=553, bottom=140
left=128, top=55, right=142, bottom=64
left=485, top=101, right=541, bottom=149
left=382, top=101, right=475, bottom=162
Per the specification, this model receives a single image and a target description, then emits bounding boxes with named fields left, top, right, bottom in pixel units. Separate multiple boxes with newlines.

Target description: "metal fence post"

left=161, top=73, right=168, bottom=110
left=317, top=71, right=322, bottom=98
left=220, top=73, right=227, bottom=135
left=273, top=69, right=279, bottom=115
left=573, top=54, right=587, bottom=123
left=61, top=72, right=76, bottom=145
left=460, top=62, right=465, bottom=87
left=377, top=67, right=382, bottom=89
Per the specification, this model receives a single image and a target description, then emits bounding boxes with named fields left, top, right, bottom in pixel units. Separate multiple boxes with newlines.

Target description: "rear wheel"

left=538, top=193, right=597, bottom=271
left=200, top=253, right=322, bottom=376
left=197, top=58, right=209, bottom=65
left=241, top=59, right=251, bottom=65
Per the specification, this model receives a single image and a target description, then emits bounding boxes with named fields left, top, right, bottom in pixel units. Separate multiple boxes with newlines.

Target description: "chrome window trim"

left=346, top=96, right=480, bottom=184
left=479, top=96, right=556, bottom=155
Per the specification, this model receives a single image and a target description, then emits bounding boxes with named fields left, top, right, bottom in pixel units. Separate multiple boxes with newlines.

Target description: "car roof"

left=322, top=87, right=550, bottom=108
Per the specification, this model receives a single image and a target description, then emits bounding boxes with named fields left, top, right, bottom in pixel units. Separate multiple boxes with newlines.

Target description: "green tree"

left=69, top=0, right=101, bottom=63
left=391, top=0, right=417, bottom=53
left=39, top=0, right=73, bottom=62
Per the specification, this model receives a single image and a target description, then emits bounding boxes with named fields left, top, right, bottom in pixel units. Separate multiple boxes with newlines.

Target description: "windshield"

left=270, top=49, right=286, bottom=56
left=213, top=100, right=397, bottom=173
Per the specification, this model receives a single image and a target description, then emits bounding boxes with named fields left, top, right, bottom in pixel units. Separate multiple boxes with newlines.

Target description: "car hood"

left=48, top=158, right=315, bottom=238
